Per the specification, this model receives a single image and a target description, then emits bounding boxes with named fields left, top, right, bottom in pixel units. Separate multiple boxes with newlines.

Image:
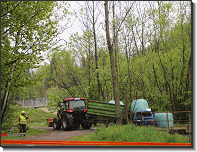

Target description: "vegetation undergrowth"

left=1, top=102, right=56, bottom=132
left=75, top=124, right=189, bottom=143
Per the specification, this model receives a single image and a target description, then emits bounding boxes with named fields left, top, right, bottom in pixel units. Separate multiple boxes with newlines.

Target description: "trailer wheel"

left=106, top=120, right=115, bottom=128
left=53, top=117, right=61, bottom=130
left=62, top=114, right=73, bottom=131
left=81, top=123, right=92, bottom=129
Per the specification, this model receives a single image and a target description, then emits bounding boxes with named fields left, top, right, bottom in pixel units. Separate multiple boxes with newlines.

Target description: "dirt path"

left=25, top=127, right=96, bottom=141
left=2, top=126, right=97, bottom=146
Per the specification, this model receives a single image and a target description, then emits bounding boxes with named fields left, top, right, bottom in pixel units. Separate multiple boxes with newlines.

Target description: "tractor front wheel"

left=53, top=117, right=61, bottom=130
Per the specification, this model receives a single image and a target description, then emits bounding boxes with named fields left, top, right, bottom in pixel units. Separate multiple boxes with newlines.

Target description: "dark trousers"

left=19, top=124, right=26, bottom=136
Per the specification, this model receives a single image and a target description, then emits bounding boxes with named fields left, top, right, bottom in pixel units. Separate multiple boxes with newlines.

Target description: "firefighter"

left=18, top=111, right=28, bottom=137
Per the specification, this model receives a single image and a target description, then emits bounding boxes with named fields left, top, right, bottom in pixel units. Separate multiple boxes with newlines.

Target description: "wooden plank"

left=87, top=109, right=125, bottom=118
left=87, top=110, right=116, bottom=118
left=88, top=105, right=124, bottom=112
left=87, top=101, right=125, bottom=117
left=88, top=102, right=124, bottom=110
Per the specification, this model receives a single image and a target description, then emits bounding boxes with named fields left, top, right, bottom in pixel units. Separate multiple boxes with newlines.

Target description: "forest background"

left=1, top=1, right=191, bottom=124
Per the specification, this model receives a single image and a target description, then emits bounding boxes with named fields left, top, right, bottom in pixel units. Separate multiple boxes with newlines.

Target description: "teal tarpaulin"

left=155, top=113, right=174, bottom=128
left=131, top=99, right=149, bottom=112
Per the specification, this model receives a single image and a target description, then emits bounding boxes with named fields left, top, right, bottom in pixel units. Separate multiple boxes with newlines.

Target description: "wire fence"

left=11, top=97, right=49, bottom=109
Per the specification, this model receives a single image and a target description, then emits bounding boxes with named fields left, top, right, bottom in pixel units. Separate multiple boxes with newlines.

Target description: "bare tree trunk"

left=124, top=36, right=132, bottom=123
left=105, top=1, right=122, bottom=126
left=158, top=52, right=174, bottom=111
left=88, top=35, right=91, bottom=87
left=1, top=82, right=10, bottom=124
left=1, top=65, right=14, bottom=124
left=113, top=1, right=118, bottom=79
left=92, top=1, right=103, bottom=101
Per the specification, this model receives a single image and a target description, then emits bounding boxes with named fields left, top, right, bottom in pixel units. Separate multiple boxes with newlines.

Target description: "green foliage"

left=76, top=124, right=189, bottom=143
left=27, top=108, right=56, bottom=123
left=46, top=86, right=63, bottom=113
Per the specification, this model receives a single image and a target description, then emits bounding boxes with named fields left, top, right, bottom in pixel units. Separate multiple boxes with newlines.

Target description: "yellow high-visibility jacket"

left=18, top=115, right=28, bottom=124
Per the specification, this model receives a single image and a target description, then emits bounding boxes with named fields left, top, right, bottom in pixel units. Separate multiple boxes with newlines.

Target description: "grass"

left=95, top=123, right=106, bottom=128
left=2, top=102, right=56, bottom=131
left=28, top=122, right=48, bottom=127
left=73, top=124, right=189, bottom=143
left=1, top=127, right=49, bottom=140
left=1, top=102, right=56, bottom=139
left=72, top=134, right=89, bottom=141
left=173, top=123, right=188, bottom=127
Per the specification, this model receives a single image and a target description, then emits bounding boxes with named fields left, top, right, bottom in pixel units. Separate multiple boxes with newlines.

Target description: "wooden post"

left=166, top=112, right=169, bottom=130
left=130, top=107, right=132, bottom=123
left=141, top=112, right=143, bottom=126
left=188, top=112, right=191, bottom=142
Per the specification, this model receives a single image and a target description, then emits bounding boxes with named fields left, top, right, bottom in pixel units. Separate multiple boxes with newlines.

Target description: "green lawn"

left=1, top=127, right=49, bottom=140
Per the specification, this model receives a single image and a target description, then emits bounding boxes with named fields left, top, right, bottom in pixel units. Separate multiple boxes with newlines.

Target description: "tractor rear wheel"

left=62, top=114, right=73, bottom=131
left=74, top=123, right=80, bottom=129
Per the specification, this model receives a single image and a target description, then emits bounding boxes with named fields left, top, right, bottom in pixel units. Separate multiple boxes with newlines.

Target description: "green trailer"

left=86, top=100, right=130, bottom=127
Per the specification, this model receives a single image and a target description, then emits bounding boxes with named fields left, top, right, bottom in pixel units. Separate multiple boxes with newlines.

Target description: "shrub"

left=1, top=102, right=56, bottom=131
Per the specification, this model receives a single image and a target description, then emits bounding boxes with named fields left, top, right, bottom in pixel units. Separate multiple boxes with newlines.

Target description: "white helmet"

left=22, top=111, right=25, bottom=114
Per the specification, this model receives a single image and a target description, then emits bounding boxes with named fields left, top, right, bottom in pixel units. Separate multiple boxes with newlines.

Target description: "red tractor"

left=49, top=98, right=93, bottom=130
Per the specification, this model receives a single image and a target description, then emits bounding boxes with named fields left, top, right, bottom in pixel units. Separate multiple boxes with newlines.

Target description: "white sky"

left=58, top=1, right=85, bottom=45
left=40, top=1, right=85, bottom=65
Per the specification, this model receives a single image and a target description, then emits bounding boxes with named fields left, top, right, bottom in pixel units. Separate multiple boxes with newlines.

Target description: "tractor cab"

left=61, top=98, right=86, bottom=112
left=49, top=97, right=92, bottom=130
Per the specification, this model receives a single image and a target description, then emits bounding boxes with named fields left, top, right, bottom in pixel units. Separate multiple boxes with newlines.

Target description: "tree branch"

left=1, top=1, right=21, bottom=17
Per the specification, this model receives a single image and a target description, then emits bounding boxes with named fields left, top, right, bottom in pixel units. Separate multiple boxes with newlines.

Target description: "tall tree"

left=104, top=1, right=122, bottom=125
left=92, top=1, right=103, bottom=101
left=1, top=1, right=69, bottom=122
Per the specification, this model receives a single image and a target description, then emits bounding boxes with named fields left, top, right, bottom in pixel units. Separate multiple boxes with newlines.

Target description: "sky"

left=57, top=1, right=85, bottom=45
left=39, top=1, right=84, bottom=65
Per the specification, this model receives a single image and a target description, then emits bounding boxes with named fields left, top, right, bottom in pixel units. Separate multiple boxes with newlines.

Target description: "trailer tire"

left=62, top=114, right=73, bottom=131
left=53, top=117, right=61, bottom=130
left=106, top=120, right=115, bottom=128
